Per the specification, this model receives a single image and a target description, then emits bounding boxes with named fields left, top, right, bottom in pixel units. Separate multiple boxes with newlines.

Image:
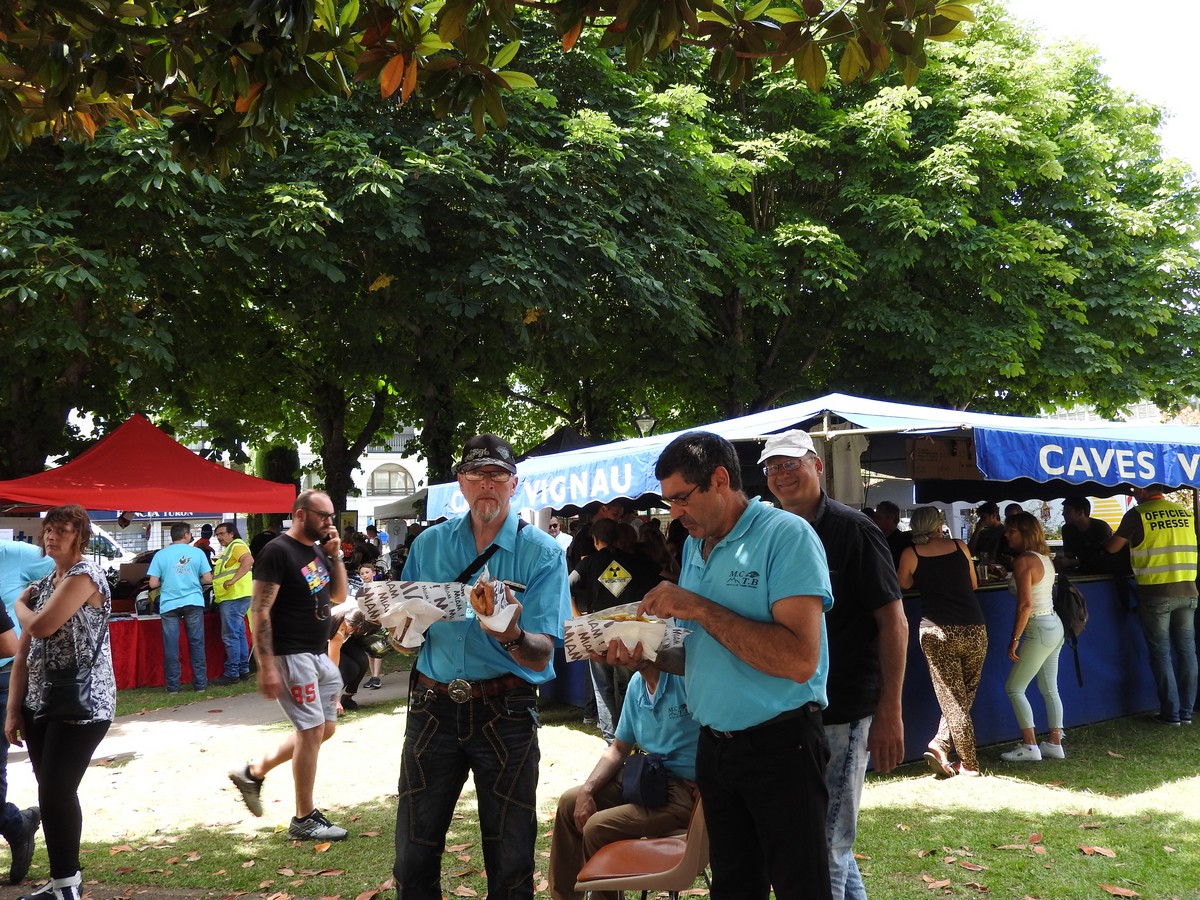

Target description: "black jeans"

left=0, top=670, right=24, bottom=841
left=23, top=707, right=110, bottom=878
left=338, top=637, right=369, bottom=695
left=697, top=705, right=831, bottom=900
left=393, top=687, right=541, bottom=900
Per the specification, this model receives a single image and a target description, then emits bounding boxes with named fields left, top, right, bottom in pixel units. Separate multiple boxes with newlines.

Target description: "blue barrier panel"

left=899, top=576, right=1162, bottom=763
left=540, top=648, right=590, bottom=707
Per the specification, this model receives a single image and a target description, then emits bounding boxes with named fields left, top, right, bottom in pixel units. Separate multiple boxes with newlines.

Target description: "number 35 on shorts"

left=291, top=681, right=319, bottom=704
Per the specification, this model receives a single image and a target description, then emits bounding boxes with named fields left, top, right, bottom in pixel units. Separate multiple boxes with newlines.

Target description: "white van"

left=0, top=517, right=138, bottom=571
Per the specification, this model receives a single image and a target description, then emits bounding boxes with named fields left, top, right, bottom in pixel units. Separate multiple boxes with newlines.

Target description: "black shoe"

left=1153, top=714, right=1181, bottom=726
left=288, top=809, right=348, bottom=841
left=239, top=672, right=252, bottom=681
left=211, top=675, right=240, bottom=686
left=228, top=764, right=264, bottom=816
left=7, top=806, right=40, bottom=885
left=340, top=695, right=359, bottom=711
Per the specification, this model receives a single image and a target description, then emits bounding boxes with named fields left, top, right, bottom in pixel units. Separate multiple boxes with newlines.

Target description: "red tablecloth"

left=109, top=611, right=251, bottom=689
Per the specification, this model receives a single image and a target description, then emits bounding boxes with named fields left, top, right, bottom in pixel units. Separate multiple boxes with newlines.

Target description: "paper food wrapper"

left=563, top=602, right=689, bottom=663
left=358, top=565, right=516, bottom=649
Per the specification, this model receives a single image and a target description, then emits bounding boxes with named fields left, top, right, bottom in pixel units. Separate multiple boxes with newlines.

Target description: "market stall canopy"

left=426, top=394, right=1200, bottom=517
left=0, top=414, right=296, bottom=513
left=373, top=488, right=428, bottom=520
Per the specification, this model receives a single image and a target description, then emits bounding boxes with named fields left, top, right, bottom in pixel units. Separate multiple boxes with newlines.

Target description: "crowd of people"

left=0, top=428, right=1195, bottom=900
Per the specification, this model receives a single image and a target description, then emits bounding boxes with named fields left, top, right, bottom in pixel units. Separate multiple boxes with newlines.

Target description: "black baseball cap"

left=457, top=434, right=518, bottom=475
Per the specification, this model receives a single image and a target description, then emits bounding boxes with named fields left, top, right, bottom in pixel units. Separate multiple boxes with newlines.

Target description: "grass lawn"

left=73, top=674, right=1200, bottom=899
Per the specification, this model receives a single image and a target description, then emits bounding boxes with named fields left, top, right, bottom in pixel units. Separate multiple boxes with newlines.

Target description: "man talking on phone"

left=228, top=490, right=350, bottom=841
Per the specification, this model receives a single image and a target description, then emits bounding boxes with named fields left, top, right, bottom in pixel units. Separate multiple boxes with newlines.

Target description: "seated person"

left=548, top=667, right=700, bottom=900
left=968, top=502, right=1006, bottom=565
left=1060, top=496, right=1128, bottom=575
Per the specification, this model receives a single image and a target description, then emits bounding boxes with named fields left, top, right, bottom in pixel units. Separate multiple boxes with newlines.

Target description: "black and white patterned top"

left=24, top=559, right=116, bottom=723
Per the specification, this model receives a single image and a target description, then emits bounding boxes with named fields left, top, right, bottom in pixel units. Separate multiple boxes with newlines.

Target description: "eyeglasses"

left=662, top=484, right=700, bottom=507
left=762, top=459, right=807, bottom=477
left=461, top=470, right=513, bottom=483
left=303, top=508, right=336, bottom=521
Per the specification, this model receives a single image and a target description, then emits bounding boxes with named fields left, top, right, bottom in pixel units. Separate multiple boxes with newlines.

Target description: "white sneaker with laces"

left=1038, top=741, right=1066, bottom=759
left=1000, top=743, right=1042, bottom=762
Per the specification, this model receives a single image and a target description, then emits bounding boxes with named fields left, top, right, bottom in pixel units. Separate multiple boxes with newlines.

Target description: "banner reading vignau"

left=425, top=445, right=665, bottom=519
left=974, top=429, right=1200, bottom=488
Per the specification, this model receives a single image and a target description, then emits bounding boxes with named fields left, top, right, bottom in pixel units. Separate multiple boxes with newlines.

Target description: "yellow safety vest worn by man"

left=1106, top=488, right=1198, bottom=725
left=214, top=537, right=253, bottom=601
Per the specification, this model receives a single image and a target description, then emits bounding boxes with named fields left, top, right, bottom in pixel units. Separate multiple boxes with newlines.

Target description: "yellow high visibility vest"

left=213, top=537, right=253, bottom=601
left=1130, top=498, right=1198, bottom=586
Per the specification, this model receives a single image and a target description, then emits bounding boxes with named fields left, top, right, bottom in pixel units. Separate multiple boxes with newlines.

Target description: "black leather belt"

left=704, top=702, right=821, bottom=739
left=415, top=673, right=532, bottom=704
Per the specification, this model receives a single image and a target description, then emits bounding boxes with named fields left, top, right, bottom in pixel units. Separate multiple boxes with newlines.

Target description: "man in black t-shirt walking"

left=228, top=490, right=349, bottom=841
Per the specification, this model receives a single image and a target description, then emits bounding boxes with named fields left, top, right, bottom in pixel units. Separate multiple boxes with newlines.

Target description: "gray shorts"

left=274, top=653, right=343, bottom=731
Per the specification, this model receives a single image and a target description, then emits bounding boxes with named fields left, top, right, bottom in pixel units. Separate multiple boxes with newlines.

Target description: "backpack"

left=1053, top=572, right=1088, bottom=686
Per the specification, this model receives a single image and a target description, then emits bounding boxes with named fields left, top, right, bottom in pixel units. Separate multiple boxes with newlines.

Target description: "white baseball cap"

left=757, top=430, right=817, bottom=464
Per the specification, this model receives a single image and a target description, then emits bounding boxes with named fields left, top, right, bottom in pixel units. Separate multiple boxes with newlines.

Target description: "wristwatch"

left=500, top=629, right=526, bottom=652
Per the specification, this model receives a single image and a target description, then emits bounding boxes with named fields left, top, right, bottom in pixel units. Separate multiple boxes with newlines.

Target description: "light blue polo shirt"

left=678, top=498, right=833, bottom=732
left=615, top=671, right=700, bottom=781
left=148, top=542, right=211, bottom=614
left=404, top=507, right=571, bottom=685
left=0, top=540, right=54, bottom=666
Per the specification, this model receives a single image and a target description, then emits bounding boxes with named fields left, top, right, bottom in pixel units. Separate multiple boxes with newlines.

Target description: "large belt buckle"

left=447, top=678, right=473, bottom=704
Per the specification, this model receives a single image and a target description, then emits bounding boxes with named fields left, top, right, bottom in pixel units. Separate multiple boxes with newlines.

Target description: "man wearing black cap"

left=392, top=434, right=572, bottom=900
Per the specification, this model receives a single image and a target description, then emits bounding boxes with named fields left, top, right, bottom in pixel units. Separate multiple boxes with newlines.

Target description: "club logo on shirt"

left=725, top=569, right=760, bottom=588
left=302, top=559, right=330, bottom=595
left=599, top=561, right=633, bottom=598
left=669, top=702, right=690, bottom=720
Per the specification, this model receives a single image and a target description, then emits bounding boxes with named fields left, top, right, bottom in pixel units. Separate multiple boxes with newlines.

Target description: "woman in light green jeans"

left=999, top=512, right=1065, bottom=763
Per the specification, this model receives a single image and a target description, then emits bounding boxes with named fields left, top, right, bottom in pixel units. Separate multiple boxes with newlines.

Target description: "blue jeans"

left=824, top=717, right=871, bottom=900
left=161, top=605, right=207, bottom=691
left=696, top=705, right=830, bottom=900
left=0, top=670, right=25, bottom=841
left=217, top=597, right=251, bottom=678
left=588, top=659, right=631, bottom=744
left=1138, top=596, right=1198, bottom=722
left=394, top=686, right=541, bottom=900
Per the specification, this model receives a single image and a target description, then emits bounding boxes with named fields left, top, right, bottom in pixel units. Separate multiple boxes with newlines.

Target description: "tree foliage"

left=0, top=0, right=972, bottom=169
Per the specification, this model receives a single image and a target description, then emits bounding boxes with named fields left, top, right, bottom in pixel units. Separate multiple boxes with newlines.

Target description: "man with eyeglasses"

left=613, top=431, right=834, bottom=900
left=209, top=522, right=255, bottom=686
left=228, top=490, right=349, bottom=842
left=760, top=431, right=907, bottom=900
left=548, top=517, right=572, bottom=551
left=393, top=434, right=571, bottom=900
left=148, top=521, right=213, bottom=694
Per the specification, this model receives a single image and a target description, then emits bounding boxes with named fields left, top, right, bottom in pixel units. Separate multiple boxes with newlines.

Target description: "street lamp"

left=633, top=404, right=658, bottom=438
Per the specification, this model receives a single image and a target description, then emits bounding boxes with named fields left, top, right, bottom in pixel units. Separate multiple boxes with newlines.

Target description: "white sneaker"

left=1000, top=743, right=1042, bottom=762
left=1038, top=741, right=1066, bottom=759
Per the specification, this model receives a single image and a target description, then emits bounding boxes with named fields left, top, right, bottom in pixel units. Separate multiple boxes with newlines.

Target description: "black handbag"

left=35, top=614, right=108, bottom=723
left=621, top=751, right=669, bottom=808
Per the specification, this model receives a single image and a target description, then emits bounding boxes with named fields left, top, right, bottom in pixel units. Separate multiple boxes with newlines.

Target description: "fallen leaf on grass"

left=109, top=845, right=134, bottom=855
left=360, top=831, right=382, bottom=837
left=451, top=887, right=477, bottom=897
left=996, top=845, right=1029, bottom=851
left=212, top=869, right=226, bottom=876
left=536, top=878, right=549, bottom=891
left=917, top=850, right=930, bottom=858
left=447, top=843, right=471, bottom=852
left=1106, top=750, right=1125, bottom=759
left=959, top=861, right=987, bottom=871
left=1080, top=846, right=1116, bottom=858
left=114, top=867, right=136, bottom=875
left=354, top=891, right=381, bottom=900
left=451, top=869, right=477, bottom=878
left=277, top=867, right=295, bottom=876
left=242, top=860, right=256, bottom=868
left=1032, top=846, right=1047, bottom=856
left=1099, top=886, right=1138, bottom=898
left=1164, top=846, right=1177, bottom=853
left=853, top=852, right=871, bottom=860
left=1029, top=834, right=1043, bottom=844
left=943, top=856, right=957, bottom=865
left=314, top=842, right=332, bottom=853
left=166, top=857, right=181, bottom=864
left=186, top=851, right=201, bottom=861
left=259, top=882, right=274, bottom=889
left=925, top=878, right=951, bottom=890
left=963, top=883, right=990, bottom=892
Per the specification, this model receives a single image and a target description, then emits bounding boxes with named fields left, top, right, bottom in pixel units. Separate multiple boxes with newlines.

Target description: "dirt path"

left=1, top=678, right=603, bottom=899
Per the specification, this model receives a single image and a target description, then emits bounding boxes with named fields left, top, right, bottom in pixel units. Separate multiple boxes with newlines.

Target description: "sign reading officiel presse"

left=974, top=429, right=1200, bottom=487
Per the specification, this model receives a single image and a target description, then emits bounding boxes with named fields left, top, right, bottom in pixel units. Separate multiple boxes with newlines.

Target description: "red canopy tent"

left=0, top=414, right=295, bottom=512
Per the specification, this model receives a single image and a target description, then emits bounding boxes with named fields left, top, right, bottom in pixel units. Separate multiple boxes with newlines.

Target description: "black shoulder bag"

left=36, top=612, right=109, bottom=723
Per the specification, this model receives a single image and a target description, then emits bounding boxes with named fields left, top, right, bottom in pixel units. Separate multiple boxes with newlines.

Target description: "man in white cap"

left=392, top=434, right=572, bottom=900
left=759, top=430, right=908, bottom=900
